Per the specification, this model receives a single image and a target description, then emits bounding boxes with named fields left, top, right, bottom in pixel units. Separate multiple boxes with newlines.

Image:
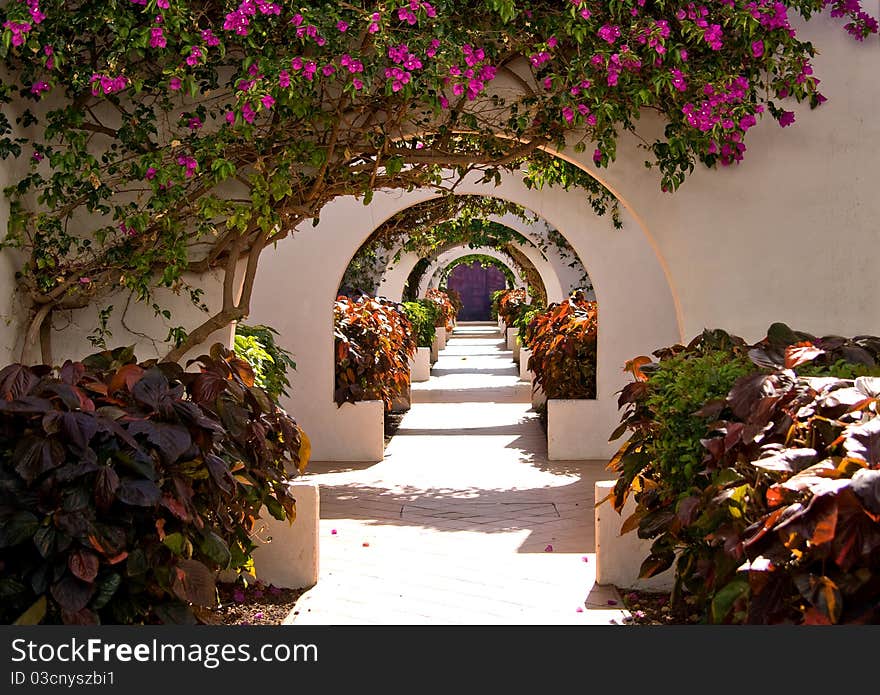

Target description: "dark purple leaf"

left=126, top=420, right=192, bottom=463
left=728, top=372, right=795, bottom=421
left=0, top=511, right=39, bottom=547
left=131, top=368, right=171, bottom=410
left=843, top=418, right=880, bottom=466
left=94, top=467, right=119, bottom=511
left=51, top=575, right=94, bottom=613
left=172, top=559, right=216, bottom=607
left=752, top=448, right=819, bottom=473
left=14, top=435, right=65, bottom=482
left=205, top=454, right=234, bottom=494
left=191, top=371, right=228, bottom=404
left=115, top=479, right=161, bottom=507
left=59, top=360, right=85, bottom=386
left=850, top=468, right=880, bottom=515
left=0, top=364, right=38, bottom=400
left=68, top=548, right=100, bottom=582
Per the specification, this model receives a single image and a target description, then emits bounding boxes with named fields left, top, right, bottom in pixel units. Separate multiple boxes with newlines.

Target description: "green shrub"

left=402, top=300, right=438, bottom=348
left=424, top=289, right=456, bottom=330
left=610, top=324, right=880, bottom=624
left=0, top=345, right=308, bottom=625
left=522, top=291, right=597, bottom=399
left=233, top=324, right=296, bottom=401
left=490, top=289, right=506, bottom=321
left=513, top=304, right=543, bottom=342
left=495, top=288, right=529, bottom=327
left=334, top=296, right=416, bottom=410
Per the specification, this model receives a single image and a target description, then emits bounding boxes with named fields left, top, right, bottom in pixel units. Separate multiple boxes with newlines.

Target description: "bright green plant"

left=402, top=300, right=438, bottom=348
left=233, top=324, right=296, bottom=401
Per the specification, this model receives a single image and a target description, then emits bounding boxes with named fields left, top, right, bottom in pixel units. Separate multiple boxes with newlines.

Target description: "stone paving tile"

left=289, top=322, right=626, bottom=625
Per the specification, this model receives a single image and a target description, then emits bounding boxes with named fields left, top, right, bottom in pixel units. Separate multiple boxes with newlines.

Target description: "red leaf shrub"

left=495, top=288, right=529, bottom=327
left=610, top=325, right=880, bottom=623
left=334, top=295, right=417, bottom=410
left=522, top=291, right=598, bottom=399
left=424, top=289, right=456, bottom=330
left=0, top=345, right=307, bottom=625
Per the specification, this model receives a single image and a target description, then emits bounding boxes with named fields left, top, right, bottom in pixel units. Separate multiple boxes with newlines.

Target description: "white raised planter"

left=391, top=383, right=411, bottom=412
left=410, top=346, right=431, bottom=382
left=594, top=480, right=674, bottom=591
left=323, top=400, right=385, bottom=462
left=506, top=327, right=517, bottom=351
left=252, top=482, right=320, bottom=589
left=519, top=347, right=533, bottom=382
left=531, top=383, right=546, bottom=409
left=546, top=399, right=622, bottom=460
left=436, top=326, right=448, bottom=350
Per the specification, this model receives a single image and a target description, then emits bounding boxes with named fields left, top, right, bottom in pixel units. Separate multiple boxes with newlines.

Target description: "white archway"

left=420, top=246, right=526, bottom=297
left=376, top=211, right=590, bottom=303
left=250, top=165, right=680, bottom=461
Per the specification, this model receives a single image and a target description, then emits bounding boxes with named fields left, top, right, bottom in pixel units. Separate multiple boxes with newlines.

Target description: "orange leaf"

left=624, top=356, right=653, bottom=382
left=784, top=342, right=824, bottom=369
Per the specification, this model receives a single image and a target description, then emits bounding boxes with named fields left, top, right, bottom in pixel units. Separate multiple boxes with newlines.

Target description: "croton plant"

left=424, top=288, right=457, bottom=330
left=522, top=290, right=598, bottom=399
left=334, top=295, right=417, bottom=410
left=0, top=344, right=309, bottom=625
left=610, top=324, right=880, bottom=624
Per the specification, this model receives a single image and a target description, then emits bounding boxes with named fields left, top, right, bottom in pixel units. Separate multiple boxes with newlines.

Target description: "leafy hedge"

left=610, top=324, right=880, bottom=624
left=495, top=288, right=529, bottom=327
left=334, top=296, right=416, bottom=410
left=0, top=345, right=308, bottom=625
left=233, top=324, right=296, bottom=401
left=522, top=291, right=598, bottom=399
left=402, top=301, right=439, bottom=349
left=444, top=287, right=463, bottom=318
left=490, top=289, right=506, bottom=321
left=424, top=289, right=456, bottom=330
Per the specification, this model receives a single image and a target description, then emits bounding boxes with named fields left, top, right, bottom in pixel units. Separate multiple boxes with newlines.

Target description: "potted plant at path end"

left=523, top=291, right=599, bottom=460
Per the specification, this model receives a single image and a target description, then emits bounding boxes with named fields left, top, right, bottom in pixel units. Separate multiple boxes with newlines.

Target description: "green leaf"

left=199, top=531, right=232, bottom=569
left=710, top=577, right=749, bottom=623
left=13, top=596, right=47, bottom=625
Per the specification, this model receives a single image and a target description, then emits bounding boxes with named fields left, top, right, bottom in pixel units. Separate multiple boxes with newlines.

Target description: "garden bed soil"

left=204, top=581, right=307, bottom=625
left=619, top=588, right=701, bottom=625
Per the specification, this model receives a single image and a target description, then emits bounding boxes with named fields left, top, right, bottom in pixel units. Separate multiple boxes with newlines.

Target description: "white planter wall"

left=252, top=482, right=321, bottom=590
left=410, top=346, right=431, bottom=382
left=546, top=399, right=621, bottom=460
left=594, top=481, right=674, bottom=591
left=436, top=326, right=447, bottom=350
left=519, top=347, right=533, bottom=382
left=505, top=327, right=517, bottom=351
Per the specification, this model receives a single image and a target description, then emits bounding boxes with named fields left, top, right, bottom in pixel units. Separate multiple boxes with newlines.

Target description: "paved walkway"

left=287, top=322, right=627, bottom=624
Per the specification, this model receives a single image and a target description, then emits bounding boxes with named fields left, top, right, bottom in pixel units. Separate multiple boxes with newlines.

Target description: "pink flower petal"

left=544, top=544, right=553, bottom=552
left=576, top=606, right=584, bottom=613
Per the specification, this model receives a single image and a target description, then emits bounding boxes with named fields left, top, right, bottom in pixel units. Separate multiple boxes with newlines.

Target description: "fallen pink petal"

left=607, top=599, right=618, bottom=606
left=544, top=544, right=553, bottom=552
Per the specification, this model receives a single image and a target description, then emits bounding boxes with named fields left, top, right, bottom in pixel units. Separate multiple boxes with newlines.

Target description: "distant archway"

left=249, top=168, right=680, bottom=461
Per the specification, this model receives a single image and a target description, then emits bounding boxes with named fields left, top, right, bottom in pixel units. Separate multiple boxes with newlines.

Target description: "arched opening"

left=249, top=164, right=680, bottom=462
left=444, top=260, right=508, bottom=321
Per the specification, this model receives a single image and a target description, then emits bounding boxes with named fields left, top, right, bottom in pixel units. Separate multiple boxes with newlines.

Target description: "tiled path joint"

left=287, top=322, right=627, bottom=624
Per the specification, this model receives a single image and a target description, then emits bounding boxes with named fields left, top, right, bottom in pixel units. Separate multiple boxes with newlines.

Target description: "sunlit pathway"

left=287, top=322, right=627, bottom=624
